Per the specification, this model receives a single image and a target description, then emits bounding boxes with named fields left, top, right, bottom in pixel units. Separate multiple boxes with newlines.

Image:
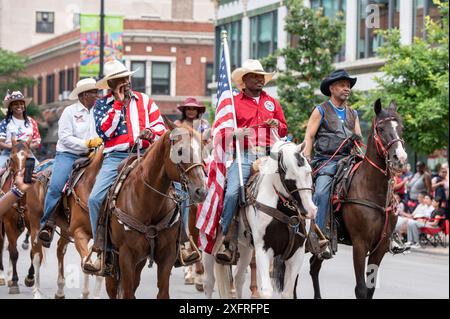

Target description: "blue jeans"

left=220, top=153, right=256, bottom=235
left=41, top=152, right=79, bottom=227
left=174, top=182, right=190, bottom=234
left=88, top=152, right=129, bottom=239
left=313, top=160, right=338, bottom=232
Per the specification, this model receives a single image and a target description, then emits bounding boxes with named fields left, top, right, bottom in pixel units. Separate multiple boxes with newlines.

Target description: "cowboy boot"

left=83, top=223, right=106, bottom=274
left=216, top=217, right=239, bottom=264
left=38, top=213, right=57, bottom=248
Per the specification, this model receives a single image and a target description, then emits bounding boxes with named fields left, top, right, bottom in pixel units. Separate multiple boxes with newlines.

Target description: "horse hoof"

left=24, top=276, right=35, bottom=287
left=55, top=294, right=65, bottom=299
left=0, top=278, right=5, bottom=286
left=22, top=242, right=29, bottom=250
left=9, top=285, right=20, bottom=294
left=195, top=283, right=204, bottom=292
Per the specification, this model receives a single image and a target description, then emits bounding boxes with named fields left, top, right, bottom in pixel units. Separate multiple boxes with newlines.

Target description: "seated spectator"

left=405, top=194, right=435, bottom=248
left=394, top=193, right=410, bottom=237
left=432, top=166, right=448, bottom=210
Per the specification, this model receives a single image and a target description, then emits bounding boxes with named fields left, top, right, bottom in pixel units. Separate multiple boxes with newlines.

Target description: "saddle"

left=64, top=155, right=92, bottom=197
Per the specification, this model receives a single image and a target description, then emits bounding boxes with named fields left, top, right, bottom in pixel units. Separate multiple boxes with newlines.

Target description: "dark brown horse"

left=0, top=136, right=32, bottom=294
left=309, top=99, right=408, bottom=299
left=105, top=122, right=207, bottom=299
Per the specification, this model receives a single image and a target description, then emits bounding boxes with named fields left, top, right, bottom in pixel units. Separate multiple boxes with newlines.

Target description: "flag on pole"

left=196, top=38, right=235, bottom=254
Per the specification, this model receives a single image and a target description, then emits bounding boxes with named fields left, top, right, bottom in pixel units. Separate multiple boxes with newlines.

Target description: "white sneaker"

left=410, top=243, right=421, bottom=249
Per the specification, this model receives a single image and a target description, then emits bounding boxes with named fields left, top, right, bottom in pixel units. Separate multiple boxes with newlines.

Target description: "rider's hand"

left=139, top=128, right=155, bottom=141
left=14, top=169, right=36, bottom=193
left=265, top=119, right=279, bottom=128
left=233, top=128, right=252, bottom=138
left=85, top=137, right=103, bottom=149
left=113, top=82, right=132, bottom=104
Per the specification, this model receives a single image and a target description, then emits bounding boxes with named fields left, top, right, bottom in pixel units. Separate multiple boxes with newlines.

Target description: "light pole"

left=99, top=0, right=105, bottom=79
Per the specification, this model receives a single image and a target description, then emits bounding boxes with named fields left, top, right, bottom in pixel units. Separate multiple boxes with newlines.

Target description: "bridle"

left=364, top=116, right=405, bottom=176
left=276, top=144, right=313, bottom=218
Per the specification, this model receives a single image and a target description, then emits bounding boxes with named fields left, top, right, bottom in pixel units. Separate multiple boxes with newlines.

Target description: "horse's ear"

left=162, top=114, right=176, bottom=131
left=388, top=100, right=397, bottom=112
left=374, top=98, right=382, bottom=115
left=296, top=141, right=306, bottom=154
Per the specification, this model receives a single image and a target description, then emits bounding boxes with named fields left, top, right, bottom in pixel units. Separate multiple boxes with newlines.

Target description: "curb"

left=408, top=247, right=449, bottom=257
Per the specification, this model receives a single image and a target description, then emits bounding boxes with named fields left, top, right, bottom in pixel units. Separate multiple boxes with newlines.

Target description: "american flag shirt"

left=0, top=116, right=41, bottom=145
left=94, top=91, right=167, bottom=153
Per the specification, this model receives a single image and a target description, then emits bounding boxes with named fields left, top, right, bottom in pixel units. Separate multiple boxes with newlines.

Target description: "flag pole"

left=221, top=31, right=245, bottom=204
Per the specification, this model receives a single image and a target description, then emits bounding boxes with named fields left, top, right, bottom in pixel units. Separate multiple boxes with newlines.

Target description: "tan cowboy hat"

left=231, top=59, right=275, bottom=89
left=3, top=90, right=32, bottom=109
left=69, top=78, right=98, bottom=100
left=96, top=60, right=137, bottom=90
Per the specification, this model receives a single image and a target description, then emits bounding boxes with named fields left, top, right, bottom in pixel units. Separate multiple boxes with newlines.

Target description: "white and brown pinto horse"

left=214, top=141, right=317, bottom=299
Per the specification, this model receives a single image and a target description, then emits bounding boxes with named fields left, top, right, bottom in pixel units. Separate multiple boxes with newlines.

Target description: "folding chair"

left=419, top=217, right=448, bottom=248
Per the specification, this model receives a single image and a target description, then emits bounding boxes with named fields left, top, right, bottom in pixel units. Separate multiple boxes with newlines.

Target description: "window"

left=59, top=70, right=66, bottom=95
left=215, top=20, right=241, bottom=73
left=357, top=0, right=399, bottom=59
left=414, top=0, right=441, bottom=39
left=250, top=11, right=278, bottom=59
left=27, top=84, right=34, bottom=100
left=46, top=74, right=55, bottom=104
left=131, top=61, right=146, bottom=93
left=205, top=63, right=214, bottom=96
left=36, top=12, right=54, bottom=33
left=151, top=62, right=170, bottom=95
left=37, top=77, right=43, bottom=105
left=311, top=0, right=347, bottom=61
left=67, top=68, right=74, bottom=91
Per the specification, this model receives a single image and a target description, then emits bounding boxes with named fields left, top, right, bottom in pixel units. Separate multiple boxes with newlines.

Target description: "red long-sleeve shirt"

left=232, top=90, right=287, bottom=150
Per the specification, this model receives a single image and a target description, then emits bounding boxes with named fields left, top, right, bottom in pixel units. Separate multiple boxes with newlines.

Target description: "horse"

left=104, top=122, right=207, bottom=299
left=308, top=99, right=407, bottom=299
left=25, top=148, right=105, bottom=299
left=0, top=136, right=32, bottom=294
left=213, top=140, right=317, bottom=299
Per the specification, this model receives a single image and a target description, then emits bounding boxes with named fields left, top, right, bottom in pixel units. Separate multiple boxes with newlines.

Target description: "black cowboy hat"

left=320, top=69, right=357, bottom=97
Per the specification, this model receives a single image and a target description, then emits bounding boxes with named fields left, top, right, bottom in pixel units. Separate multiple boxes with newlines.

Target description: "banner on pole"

left=80, top=14, right=124, bottom=78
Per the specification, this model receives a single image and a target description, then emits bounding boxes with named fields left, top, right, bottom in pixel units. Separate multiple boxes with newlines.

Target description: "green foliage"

left=262, top=0, right=345, bottom=139
left=365, top=0, right=449, bottom=155
left=0, top=49, right=35, bottom=94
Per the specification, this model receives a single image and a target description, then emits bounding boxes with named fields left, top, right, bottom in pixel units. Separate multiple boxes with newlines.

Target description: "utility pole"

left=99, top=0, right=105, bottom=79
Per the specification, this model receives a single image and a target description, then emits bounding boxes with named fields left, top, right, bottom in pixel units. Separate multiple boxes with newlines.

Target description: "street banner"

left=80, top=14, right=124, bottom=78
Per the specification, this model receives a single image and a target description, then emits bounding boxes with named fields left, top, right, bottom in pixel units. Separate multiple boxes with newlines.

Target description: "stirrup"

left=215, top=243, right=239, bottom=265
left=82, top=248, right=103, bottom=275
left=38, top=227, right=54, bottom=248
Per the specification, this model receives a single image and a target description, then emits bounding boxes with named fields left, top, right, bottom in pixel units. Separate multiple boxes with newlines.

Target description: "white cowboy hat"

left=231, top=59, right=275, bottom=89
left=96, top=60, right=137, bottom=90
left=69, top=78, right=98, bottom=100
left=3, top=90, right=32, bottom=109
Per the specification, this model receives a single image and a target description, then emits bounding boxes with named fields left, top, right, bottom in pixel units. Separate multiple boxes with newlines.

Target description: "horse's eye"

left=178, top=149, right=183, bottom=156
left=378, top=127, right=384, bottom=133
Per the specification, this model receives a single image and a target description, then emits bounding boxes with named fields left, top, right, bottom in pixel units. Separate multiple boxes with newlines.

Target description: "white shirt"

left=412, top=204, right=434, bottom=219
left=56, top=102, right=98, bottom=154
left=0, top=117, right=38, bottom=144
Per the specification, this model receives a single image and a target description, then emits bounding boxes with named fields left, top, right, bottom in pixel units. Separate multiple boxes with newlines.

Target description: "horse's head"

left=166, top=122, right=207, bottom=204
left=9, top=135, right=32, bottom=175
left=373, top=99, right=408, bottom=173
left=270, top=141, right=317, bottom=219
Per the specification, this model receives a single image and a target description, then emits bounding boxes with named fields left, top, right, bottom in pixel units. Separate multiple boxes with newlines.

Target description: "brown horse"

left=25, top=147, right=105, bottom=298
left=0, top=136, right=32, bottom=294
left=309, top=99, right=408, bottom=299
left=104, top=123, right=207, bottom=299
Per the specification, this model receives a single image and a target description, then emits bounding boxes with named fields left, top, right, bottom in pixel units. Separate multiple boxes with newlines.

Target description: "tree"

left=262, top=0, right=345, bottom=139
left=0, top=49, right=35, bottom=95
left=365, top=0, right=449, bottom=155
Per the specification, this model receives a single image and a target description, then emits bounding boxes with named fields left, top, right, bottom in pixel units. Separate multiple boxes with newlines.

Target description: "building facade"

left=0, top=0, right=215, bottom=155
left=213, top=0, right=441, bottom=93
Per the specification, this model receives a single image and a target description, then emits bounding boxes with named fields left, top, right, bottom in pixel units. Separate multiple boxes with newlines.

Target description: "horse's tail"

left=272, top=255, right=286, bottom=293
left=214, top=262, right=233, bottom=299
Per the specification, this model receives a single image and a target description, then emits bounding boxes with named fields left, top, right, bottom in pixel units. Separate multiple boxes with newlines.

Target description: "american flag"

left=196, top=44, right=236, bottom=254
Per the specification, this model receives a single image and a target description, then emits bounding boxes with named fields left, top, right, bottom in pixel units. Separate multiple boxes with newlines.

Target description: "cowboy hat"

left=177, top=97, right=205, bottom=113
left=231, top=59, right=275, bottom=89
left=3, top=90, right=32, bottom=109
left=69, top=78, right=98, bottom=100
left=96, top=60, right=137, bottom=90
left=320, top=69, right=357, bottom=97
